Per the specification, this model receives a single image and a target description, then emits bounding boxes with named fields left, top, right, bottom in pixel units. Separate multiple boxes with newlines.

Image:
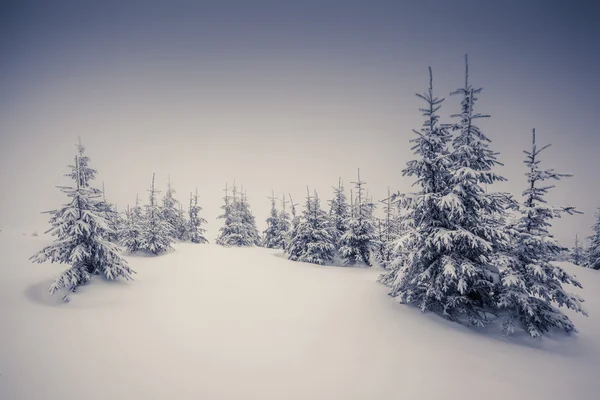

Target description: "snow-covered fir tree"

left=262, top=191, right=281, bottom=248
left=498, top=129, right=586, bottom=337
left=138, top=173, right=175, bottom=255
left=286, top=188, right=335, bottom=265
left=373, top=188, right=396, bottom=268
left=587, top=207, right=600, bottom=270
left=161, top=176, right=187, bottom=241
left=187, top=189, right=208, bottom=244
left=100, top=182, right=121, bottom=243
left=386, top=61, right=511, bottom=327
left=238, top=189, right=262, bottom=246
left=119, top=197, right=144, bottom=253
left=328, top=178, right=349, bottom=247
left=216, top=182, right=235, bottom=246
left=285, top=193, right=300, bottom=250
left=274, top=193, right=292, bottom=250
left=339, top=169, right=376, bottom=266
left=571, top=235, right=585, bottom=266
left=31, top=155, right=134, bottom=297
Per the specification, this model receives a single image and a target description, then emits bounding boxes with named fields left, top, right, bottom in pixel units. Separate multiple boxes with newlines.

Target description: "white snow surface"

left=1, top=231, right=599, bottom=400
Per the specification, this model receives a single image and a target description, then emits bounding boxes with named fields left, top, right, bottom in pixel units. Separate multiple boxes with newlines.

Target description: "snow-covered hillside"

left=1, top=231, right=599, bottom=400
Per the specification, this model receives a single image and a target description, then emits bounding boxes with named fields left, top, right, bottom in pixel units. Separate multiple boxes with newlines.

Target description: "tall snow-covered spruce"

left=187, top=189, right=208, bottom=244
left=386, top=59, right=511, bottom=327
left=498, top=129, right=586, bottom=337
left=31, top=155, right=134, bottom=297
left=286, top=188, right=335, bottom=265
left=383, top=65, right=453, bottom=307
left=138, top=173, right=175, bottom=255
left=339, top=169, right=376, bottom=266
left=587, top=207, right=600, bottom=270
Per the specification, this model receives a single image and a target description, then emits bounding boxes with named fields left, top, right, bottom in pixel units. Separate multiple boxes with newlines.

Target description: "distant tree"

left=374, top=188, right=397, bottom=268
left=161, top=176, right=187, bottom=240
left=275, top=193, right=292, bottom=250
left=339, top=169, right=376, bottom=266
left=119, top=196, right=144, bottom=253
left=285, top=193, right=300, bottom=251
left=263, top=190, right=281, bottom=248
left=31, top=156, right=134, bottom=297
left=328, top=178, right=349, bottom=247
left=286, top=188, right=335, bottom=265
left=138, top=173, right=175, bottom=255
left=238, top=189, right=262, bottom=246
left=187, top=189, right=208, bottom=244
left=216, top=182, right=235, bottom=246
left=587, top=208, right=600, bottom=270
left=571, top=235, right=585, bottom=266
left=100, top=182, right=121, bottom=243
left=498, top=129, right=586, bottom=337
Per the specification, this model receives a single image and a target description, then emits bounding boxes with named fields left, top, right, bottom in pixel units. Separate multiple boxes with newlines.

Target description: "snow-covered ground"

left=1, top=230, right=599, bottom=400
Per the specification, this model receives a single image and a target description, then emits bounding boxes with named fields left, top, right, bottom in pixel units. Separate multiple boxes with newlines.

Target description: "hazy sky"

left=1, top=0, right=599, bottom=245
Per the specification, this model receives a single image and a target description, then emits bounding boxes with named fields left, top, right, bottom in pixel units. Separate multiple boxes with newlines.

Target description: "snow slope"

left=1, top=231, right=599, bottom=400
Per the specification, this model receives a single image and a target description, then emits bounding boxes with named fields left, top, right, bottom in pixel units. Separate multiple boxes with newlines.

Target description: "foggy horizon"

left=1, top=0, right=599, bottom=246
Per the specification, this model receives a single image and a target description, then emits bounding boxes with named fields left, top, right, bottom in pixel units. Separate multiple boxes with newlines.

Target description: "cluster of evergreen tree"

left=216, top=182, right=261, bottom=246
left=281, top=171, right=389, bottom=267
left=379, top=57, right=588, bottom=337
left=262, top=191, right=292, bottom=249
left=286, top=188, right=336, bottom=264
left=119, top=174, right=208, bottom=254
left=31, top=140, right=210, bottom=297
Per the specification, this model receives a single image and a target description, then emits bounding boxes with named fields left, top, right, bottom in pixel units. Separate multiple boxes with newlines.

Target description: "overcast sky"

left=1, top=0, right=599, bottom=245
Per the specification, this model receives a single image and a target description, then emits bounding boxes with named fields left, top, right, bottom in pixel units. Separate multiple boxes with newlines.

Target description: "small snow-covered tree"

left=339, top=169, right=376, bottom=266
left=274, top=193, right=292, bottom=250
left=285, top=193, right=300, bottom=251
left=216, top=182, right=234, bottom=246
left=161, top=176, right=187, bottom=241
left=587, top=207, right=600, bottom=270
left=100, top=182, right=121, bottom=243
left=31, top=156, right=134, bottom=296
left=373, top=188, right=396, bottom=268
left=238, top=189, right=262, bottom=246
left=328, top=178, right=349, bottom=246
left=571, top=235, right=584, bottom=266
left=139, top=173, right=175, bottom=255
left=263, top=191, right=281, bottom=248
left=286, top=188, right=335, bottom=265
left=187, top=189, right=208, bottom=244
left=119, top=196, right=143, bottom=253
left=498, top=129, right=586, bottom=337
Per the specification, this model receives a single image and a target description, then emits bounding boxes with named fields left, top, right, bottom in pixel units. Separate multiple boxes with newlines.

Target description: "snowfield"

left=1, top=231, right=599, bottom=400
